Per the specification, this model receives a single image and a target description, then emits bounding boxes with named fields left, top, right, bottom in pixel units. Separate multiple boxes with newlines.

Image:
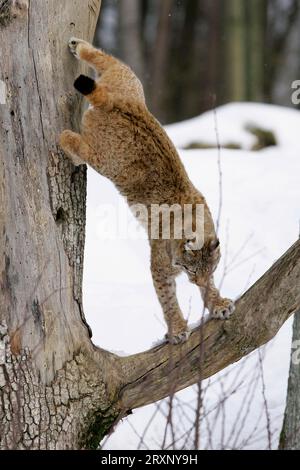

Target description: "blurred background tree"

left=95, top=0, right=300, bottom=123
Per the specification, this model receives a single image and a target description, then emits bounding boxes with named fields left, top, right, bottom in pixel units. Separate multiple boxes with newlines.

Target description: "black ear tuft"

left=74, top=75, right=96, bottom=95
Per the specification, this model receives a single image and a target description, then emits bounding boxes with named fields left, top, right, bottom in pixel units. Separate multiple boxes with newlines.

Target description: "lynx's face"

left=173, top=238, right=221, bottom=286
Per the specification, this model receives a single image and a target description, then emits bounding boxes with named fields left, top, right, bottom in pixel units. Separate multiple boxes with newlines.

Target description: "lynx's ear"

left=74, top=75, right=96, bottom=95
left=209, top=238, right=220, bottom=252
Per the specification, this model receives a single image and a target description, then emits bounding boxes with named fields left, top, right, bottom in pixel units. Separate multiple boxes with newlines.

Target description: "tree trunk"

left=1, top=0, right=300, bottom=450
left=119, top=0, right=144, bottom=81
left=225, top=0, right=247, bottom=101
left=266, top=0, right=299, bottom=103
left=244, top=0, right=266, bottom=102
left=279, top=310, right=300, bottom=449
left=150, top=0, right=173, bottom=121
left=268, top=0, right=300, bottom=106
left=0, top=0, right=110, bottom=449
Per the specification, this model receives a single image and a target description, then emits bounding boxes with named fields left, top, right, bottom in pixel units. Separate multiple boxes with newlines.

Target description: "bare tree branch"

left=114, top=239, right=300, bottom=411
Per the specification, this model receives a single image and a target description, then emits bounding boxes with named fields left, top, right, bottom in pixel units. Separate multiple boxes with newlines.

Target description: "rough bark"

left=0, top=0, right=300, bottom=450
left=279, top=310, right=300, bottom=449
left=0, top=0, right=112, bottom=450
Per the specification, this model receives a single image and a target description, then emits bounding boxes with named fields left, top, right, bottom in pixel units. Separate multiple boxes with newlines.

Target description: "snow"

left=167, top=102, right=300, bottom=150
left=83, top=102, right=300, bottom=449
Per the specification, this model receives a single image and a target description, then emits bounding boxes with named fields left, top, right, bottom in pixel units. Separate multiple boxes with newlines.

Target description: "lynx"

left=60, top=38, right=235, bottom=344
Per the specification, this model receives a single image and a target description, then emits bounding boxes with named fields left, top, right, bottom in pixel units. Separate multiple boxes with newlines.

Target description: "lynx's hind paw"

left=211, top=299, right=235, bottom=320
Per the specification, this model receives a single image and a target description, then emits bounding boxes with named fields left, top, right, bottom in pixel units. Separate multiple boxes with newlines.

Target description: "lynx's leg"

left=200, top=278, right=235, bottom=320
left=151, top=242, right=190, bottom=344
left=59, top=130, right=95, bottom=166
left=152, top=271, right=190, bottom=345
left=68, top=37, right=117, bottom=74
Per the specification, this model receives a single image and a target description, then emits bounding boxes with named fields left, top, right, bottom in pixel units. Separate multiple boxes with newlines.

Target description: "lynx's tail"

left=74, top=75, right=96, bottom=96
left=74, top=75, right=113, bottom=110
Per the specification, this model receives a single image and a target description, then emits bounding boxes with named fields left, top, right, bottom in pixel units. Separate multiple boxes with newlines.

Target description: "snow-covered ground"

left=83, top=103, right=300, bottom=449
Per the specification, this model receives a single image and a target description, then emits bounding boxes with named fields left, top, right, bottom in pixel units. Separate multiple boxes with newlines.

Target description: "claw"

left=211, top=300, right=235, bottom=320
left=68, top=37, right=86, bottom=58
left=165, top=330, right=191, bottom=345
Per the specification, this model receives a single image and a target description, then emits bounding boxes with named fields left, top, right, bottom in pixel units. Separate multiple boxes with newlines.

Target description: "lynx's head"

left=173, top=238, right=221, bottom=286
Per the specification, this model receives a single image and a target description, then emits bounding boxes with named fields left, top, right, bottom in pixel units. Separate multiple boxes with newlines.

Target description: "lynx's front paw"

left=68, top=37, right=89, bottom=58
left=211, top=299, right=235, bottom=320
left=165, top=330, right=191, bottom=345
